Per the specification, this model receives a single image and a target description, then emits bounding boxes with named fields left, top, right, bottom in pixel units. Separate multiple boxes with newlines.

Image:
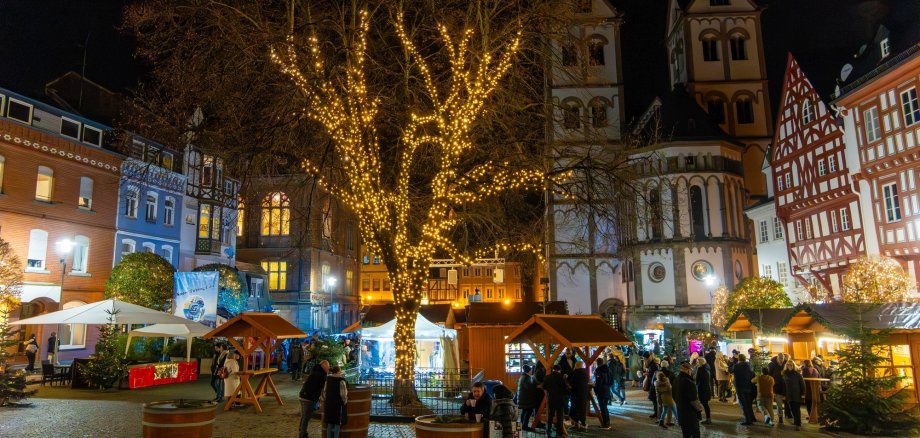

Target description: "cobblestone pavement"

left=0, top=376, right=859, bottom=437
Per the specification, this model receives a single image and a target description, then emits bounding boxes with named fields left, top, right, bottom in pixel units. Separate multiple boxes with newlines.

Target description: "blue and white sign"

left=174, top=272, right=219, bottom=328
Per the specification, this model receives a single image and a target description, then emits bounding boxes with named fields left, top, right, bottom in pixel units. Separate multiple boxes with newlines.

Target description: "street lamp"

left=54, top=238, right=74, bottom=365
left=323, top=276, right=337, bottom=333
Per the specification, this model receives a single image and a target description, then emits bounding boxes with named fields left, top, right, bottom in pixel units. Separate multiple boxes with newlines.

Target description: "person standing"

left=694, top=357, right=712, bottom=424
left=782, top=360, right=806, bottom=431
left=24, top=335, right=38, bottom=372
left=490, top=385, right=518, bottom=438
left=542, top=365, right=568, bottom=438
left=300, top=360, right=329, bottom=438
left=211, top=343, right=229, bottom=402
left=732, top=354, right=756, bottom=426
left=290, top=341, right=304, bottom=381
left=655, top=371, right=677, bottom=428
left=321, top=365, right=348, bottom=438
left=645, top=355, right=661, bottom=419
left=460, top=382, right=492, bottom=422
left=704, top=347, right=717, bottom=394
left=568, top=361, right=589, bottom=431
left=768, top=354, right=787, bottom=424
left=676, top=362, right=704, bottom=438
left=46, top=332, right=57, bottom=363
left=516, top=365, right=539, bottom=431
left=715, top=351, right=730, bottom=402
left=223, top=351, right=242, bottom=406
left=609, top=355, right=627, bottom=405
left=593, top=358, right=612, bottom=430
left=753, top=367, right=775, bottom=426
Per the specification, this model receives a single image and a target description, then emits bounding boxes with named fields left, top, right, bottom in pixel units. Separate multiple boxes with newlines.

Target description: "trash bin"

left=482, top=380, right=503, bottom=398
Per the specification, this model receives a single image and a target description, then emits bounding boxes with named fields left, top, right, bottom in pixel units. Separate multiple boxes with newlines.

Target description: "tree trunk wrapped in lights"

left=841, top=256, right=913, bottom=303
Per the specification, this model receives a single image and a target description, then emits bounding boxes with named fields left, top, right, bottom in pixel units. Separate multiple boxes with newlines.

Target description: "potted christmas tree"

left=0, top=236, right=36, bottom=405
left=82, top=311, right=129, bottom=390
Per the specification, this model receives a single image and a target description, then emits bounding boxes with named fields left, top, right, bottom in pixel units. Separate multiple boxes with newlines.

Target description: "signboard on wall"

left=174, top=272, right=219, bottom=328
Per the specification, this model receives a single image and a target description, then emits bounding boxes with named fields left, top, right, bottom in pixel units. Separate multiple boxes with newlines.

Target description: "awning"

left=126, top=322, right=212, bottom=362
left=11, top=299, right=198, bottom=326
left=360, top=313, right=456, bottom=340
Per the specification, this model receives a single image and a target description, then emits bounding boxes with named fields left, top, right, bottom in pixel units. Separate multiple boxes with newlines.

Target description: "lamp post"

left=324, top=276, right=337, bottom=333
left=54, top=238, right=74, bottom=365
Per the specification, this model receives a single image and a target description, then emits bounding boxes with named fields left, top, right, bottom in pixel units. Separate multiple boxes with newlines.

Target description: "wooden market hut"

left=344, top=304, right=456, bottom=333
left=204, top=312, right=307, bottom=413
left=723, top=307, right=819, bottom=360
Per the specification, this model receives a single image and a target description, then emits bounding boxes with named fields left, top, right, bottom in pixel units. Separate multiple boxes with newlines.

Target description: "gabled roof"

left=797, top=302, right=920, bottom=331
left=359, top=304, right=453, bottom=326
left=723, top=308, right=812, bottom=333
left=204, top=312, right=306, bottom=339
left=464, top=301, right=568, bottom=325
left=505, top=314, right=632, bottom=347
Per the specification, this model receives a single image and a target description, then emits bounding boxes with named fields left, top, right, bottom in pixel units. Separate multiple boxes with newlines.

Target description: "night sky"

left=0, top=0, right=896, bottom=124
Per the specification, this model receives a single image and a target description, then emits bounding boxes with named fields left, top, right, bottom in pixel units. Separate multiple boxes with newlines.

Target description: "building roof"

left=797, top=302, right=920, bottom=331
left=505, top=314, right=632, bottom=347
left=464, top=301, right=568, bottom=325
left=360, top=304, right=453, bottom=326
left=724, top=308, right=810, bottom=333
left=204, top=312, right=306, bottom=339
left=632, top=88, right=739, bottom=145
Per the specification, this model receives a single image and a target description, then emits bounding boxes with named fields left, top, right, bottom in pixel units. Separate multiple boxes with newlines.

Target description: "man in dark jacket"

left=460, top=382, right=493, bottom=422
left=210, top=343, right=228, bottom=402
left=568, top=361, right=589, bottom=431
left=516, top=365, right=539, bottom=431
left=299, top=360, right=329, bottom=438
left=694, top=358, right=712, bottom=424
left=608, top=355, right=627, bottom=404
left=490, top=384, right=518, bottom=438
left=768, top=354, right=788, bottom=424
left=321, top=365, right=348, bottom=436
left=593, top=358, right=612, bottom=430
left=289, top=341, right=304, bottom=380
left=732, top=354, right=757, bottom=425
left=543, top=365, right=569, bottom=438
left=704, top=347, right=717, bottom=394
left=675, top=362, right=703, bottom=438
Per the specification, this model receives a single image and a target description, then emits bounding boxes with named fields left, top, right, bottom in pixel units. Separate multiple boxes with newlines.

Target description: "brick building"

left=0, top=88, right=122, bottom=361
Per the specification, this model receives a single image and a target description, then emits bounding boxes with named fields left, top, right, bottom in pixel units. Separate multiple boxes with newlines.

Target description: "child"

left=752, top=366, right=775, bottom=425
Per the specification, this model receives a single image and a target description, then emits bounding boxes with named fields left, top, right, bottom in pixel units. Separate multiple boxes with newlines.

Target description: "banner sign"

left=174, top=272, right=219, bottom=328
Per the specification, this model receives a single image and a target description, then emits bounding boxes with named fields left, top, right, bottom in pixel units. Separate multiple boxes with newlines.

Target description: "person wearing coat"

left=516, top=365, right=539, bottom=431
left=460, top=382, right=493, bottom=422
left=645, top=356, right=661, bottom=418
left=768, top=354, right=788, bottom=424
left=568, top=361, right=590, bottom=431
left=321, top=365, right=348, bottom=438
left=490, top=384, right=518, bottom=438
left=609, top=355, right=627, bottom=404
left=715, top=351, right=730, bottom=402
left=782, top=360, right=806, bottom=431
left=289, top=340, right=305, bottom=381
left=593, top=358, right=613, bottom=430
left=542, top=365, right=569, bottom=438
left=694, top=358, right=712, bottom=424
left=655, top=370, right=677, bottom=428
left=211, top=343, right=229, bottom=402
left=223, top=351, right=242, bottom=405
left=731, top=354, right=757, bottom=425
left=299, top=361, right=329, bottom=438
left=676, top=362, right=704, bottom=438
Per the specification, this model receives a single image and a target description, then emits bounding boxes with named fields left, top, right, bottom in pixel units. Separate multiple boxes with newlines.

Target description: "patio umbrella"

left=126, top=322, right=213, bottom=362
left=11, top=299, right=194, bottom=326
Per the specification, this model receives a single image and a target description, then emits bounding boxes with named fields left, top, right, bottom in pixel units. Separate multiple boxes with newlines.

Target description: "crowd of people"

left=283, top=333, right=360, bottom=381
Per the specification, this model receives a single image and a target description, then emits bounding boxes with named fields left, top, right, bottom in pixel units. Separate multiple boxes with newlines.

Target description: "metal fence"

left=345, top=367, right=484, bottom=419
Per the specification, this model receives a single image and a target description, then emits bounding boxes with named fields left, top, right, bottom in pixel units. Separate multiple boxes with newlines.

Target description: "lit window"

left=590, top=99, right=608, bottom=128
left=26, top=229, right=48, bottom=271
left=801, top=99, right=816, bottom=125
left=125, top=189, right=139, bottom=218
left=883, top=183, right=902, bottom=222
left=260, top=192, right=290, bottom=236
left=901, top=88, right=920, bottom=126
left=736, top=97, right=754, bottom=124
left=729, top=35, right=747, bottom=60
left=865, top=107, right=881, bottom=142
left=145, top=192, right=158, bottom=222
left=587, top=36, right=606, bottom=66
left=702, top=38, right=719, bottom=62
left=71, top=235, right=89, bottom=274
left=773, top=217, right=784, bottom=239
left=78, top=176, right=93, bottom=209
left=35, top=166, right=54, bottom=202
left=161, top=152, right=174, bottom=170
left=164, top=197, right=175, bottom=226
left=59, top=301, right=87, bottom=348
left=197, top=204, right=221, bottom=240
left=236, top=198, right=244, bottom=236
left=321, top=264, right=332, bottom=292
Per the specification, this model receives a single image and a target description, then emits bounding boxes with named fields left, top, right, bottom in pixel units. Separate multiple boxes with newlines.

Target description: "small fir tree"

left=0, top=236, right=35, bottom=405
left=105, top=252, right=176, bottom=311
left=82, top=312, right=129, bottom=390
left=820, top=304, right=920, bottom=434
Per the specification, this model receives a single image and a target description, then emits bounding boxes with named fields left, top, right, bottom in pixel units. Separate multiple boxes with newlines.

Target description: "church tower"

left=666, top=0, right=772, bottom=201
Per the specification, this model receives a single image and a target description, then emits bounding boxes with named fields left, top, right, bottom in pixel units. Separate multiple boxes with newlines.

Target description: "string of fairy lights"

left=271, top=10, right=533, bottom=380
left=841, top=256, right=913, bottom=304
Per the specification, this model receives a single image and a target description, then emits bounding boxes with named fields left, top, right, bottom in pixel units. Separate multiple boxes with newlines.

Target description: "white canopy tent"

left=125, top=322, right=212, bottom=362
left=11, top=299, right=196, bottom=326
left=360, top=313, right=456, bottom=340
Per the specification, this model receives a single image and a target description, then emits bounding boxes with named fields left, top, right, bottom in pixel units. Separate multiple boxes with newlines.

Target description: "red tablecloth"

left=128, top=361, right=198, bottom=389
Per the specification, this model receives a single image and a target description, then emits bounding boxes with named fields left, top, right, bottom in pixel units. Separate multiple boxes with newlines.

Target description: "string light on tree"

left=841, top=256, right=913, bottom=304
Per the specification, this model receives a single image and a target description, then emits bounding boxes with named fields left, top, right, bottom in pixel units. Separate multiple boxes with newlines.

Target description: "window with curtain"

left=125, top=188, right=139, bottom=218
left=164, top=197, right=175, bottom=226
left=145, top=192, right=158, bottom=222
left=78, top=177, right=93, bottom=209
left=260, top=192, right=290, bottom=236
left=35, top=166, right=54, bottom=202
left=26, top=229, right=49, bottom=270
left=71, top=235, right=89, bottom=273
left=59, top=301, right=86, bottom=348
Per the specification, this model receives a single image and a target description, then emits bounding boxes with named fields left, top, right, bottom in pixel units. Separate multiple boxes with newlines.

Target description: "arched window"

left=690, top=186, right=706, bottom=238
left=562, top=100, right=582, bottom=130
left=702, top=37, right=719, bottom=62
left=648, top=189, right=662, bottom=240
left=261, top=192, right=290, bottom=236
left=237, top=197, right=245, bottom=237
left=590, top=98, right=609, bottom=128
left=587, top=36, right=607, bottom=66
left=164, top=197, right=176, bottom=226
left=801, top=99, right=816, bottom=125
left=145, top=191, right=158, bottom=222
left=71, top=235, right=90, bottom=274
left=561, top=44, right=578, bottom=67
left=124, top=187, right=139, bottom=218
left=707, top=97, right=726, bottom=124
left=26, top=229, right=49, bottom=270
left=729, top=35, right=748, bottom=60
left=59, top=301, right=87, bottom=348
left=35, top=166, right=54, bottom=202
left=120, top=239, right=136, bottom=256
left=735, top=97, right=754, bottom=124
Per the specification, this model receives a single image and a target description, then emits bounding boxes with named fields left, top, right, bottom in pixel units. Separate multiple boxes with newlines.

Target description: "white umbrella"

left=125, top=322, right=212, bottom=362
left=11, top=299, right=194, bottom=326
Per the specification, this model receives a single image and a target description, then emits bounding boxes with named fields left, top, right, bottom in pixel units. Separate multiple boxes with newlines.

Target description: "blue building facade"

left=114, top=136, right=186, bottom=268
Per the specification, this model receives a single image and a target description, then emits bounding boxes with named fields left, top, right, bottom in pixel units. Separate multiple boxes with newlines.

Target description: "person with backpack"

left=593, top=358, right=613, bottom=430
left=299, top=360, right=329, bottom=438
left=490, top=384, right=518, bottom=438
left=321, top=364, right=348, bottom=438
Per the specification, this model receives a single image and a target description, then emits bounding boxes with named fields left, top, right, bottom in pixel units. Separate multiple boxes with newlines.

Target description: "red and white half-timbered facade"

left=772, top=55, right=867, bottom=297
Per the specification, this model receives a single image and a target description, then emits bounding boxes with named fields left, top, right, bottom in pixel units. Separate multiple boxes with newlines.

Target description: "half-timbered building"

left=772, top=55, right=867, bottom=297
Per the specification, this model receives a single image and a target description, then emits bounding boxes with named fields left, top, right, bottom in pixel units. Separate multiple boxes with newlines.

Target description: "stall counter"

left=128, top=361, right=198, bottom=389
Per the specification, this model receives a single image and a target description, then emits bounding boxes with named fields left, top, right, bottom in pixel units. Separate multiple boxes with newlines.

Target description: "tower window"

left=561, top=44, right=578, bottom=67
left=562, top=102, right=581, bottom=129
left=736, top=98, right=754, bottom=124
left=707, top=98, right=725, bottom=124
left=729, top=35, right=748, bottom=60
left=702, top=38, right=719, bottom=62
left=587, top=37, right=606, bottom=66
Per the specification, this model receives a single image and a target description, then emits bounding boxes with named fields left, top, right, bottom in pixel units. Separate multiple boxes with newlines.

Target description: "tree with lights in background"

left=840, top=256, right=913, bottom=304
left=711, top=277, right=791, bottom=329
left=0, top=237, right=36, bottom=405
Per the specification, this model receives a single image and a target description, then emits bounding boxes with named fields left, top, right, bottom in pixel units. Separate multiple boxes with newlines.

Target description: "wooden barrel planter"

left=415, top=415, right=484, bottom=438
left=321, top=384, right=371, bottom=438
left=142, top=400, right=217, bottom=438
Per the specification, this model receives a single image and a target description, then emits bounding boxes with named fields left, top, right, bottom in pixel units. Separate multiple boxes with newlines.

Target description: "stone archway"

left=598, top=298, right=625, bottom=331
left=12, top=297, right=58, bottom=357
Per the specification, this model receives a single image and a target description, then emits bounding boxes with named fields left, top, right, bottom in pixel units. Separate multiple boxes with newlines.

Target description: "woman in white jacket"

left=224, top=351, right=242, bottom=405
left=714, top=351, right=731, bottom=402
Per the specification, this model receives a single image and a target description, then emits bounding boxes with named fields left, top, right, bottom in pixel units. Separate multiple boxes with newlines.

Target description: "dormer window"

left=881, top=38, right=890, bottom=58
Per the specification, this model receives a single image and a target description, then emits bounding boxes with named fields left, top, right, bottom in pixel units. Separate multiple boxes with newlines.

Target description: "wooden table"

left=803, top=378, right=830, bottom=424
left=225, top=367, right=282, bottom=413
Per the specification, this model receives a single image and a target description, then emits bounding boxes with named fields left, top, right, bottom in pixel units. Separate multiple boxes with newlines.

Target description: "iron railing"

left=345, top=367, right=485, bottom=419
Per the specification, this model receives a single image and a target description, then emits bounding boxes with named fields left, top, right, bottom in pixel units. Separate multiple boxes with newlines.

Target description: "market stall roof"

left=360, top=313, right=456, bottom=340
left=723, top=308, right=816, bottom=333
left=358, top=304, right=454, bottom=327
left=203, top=312, right=306, bottom=340
left=464, top=301, right=567, bottom=325
left=798, top=302, right=920, bottom=331
left=505, top=314, right=632, bottom=347
left=11, top=299, right=196, bottom=326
